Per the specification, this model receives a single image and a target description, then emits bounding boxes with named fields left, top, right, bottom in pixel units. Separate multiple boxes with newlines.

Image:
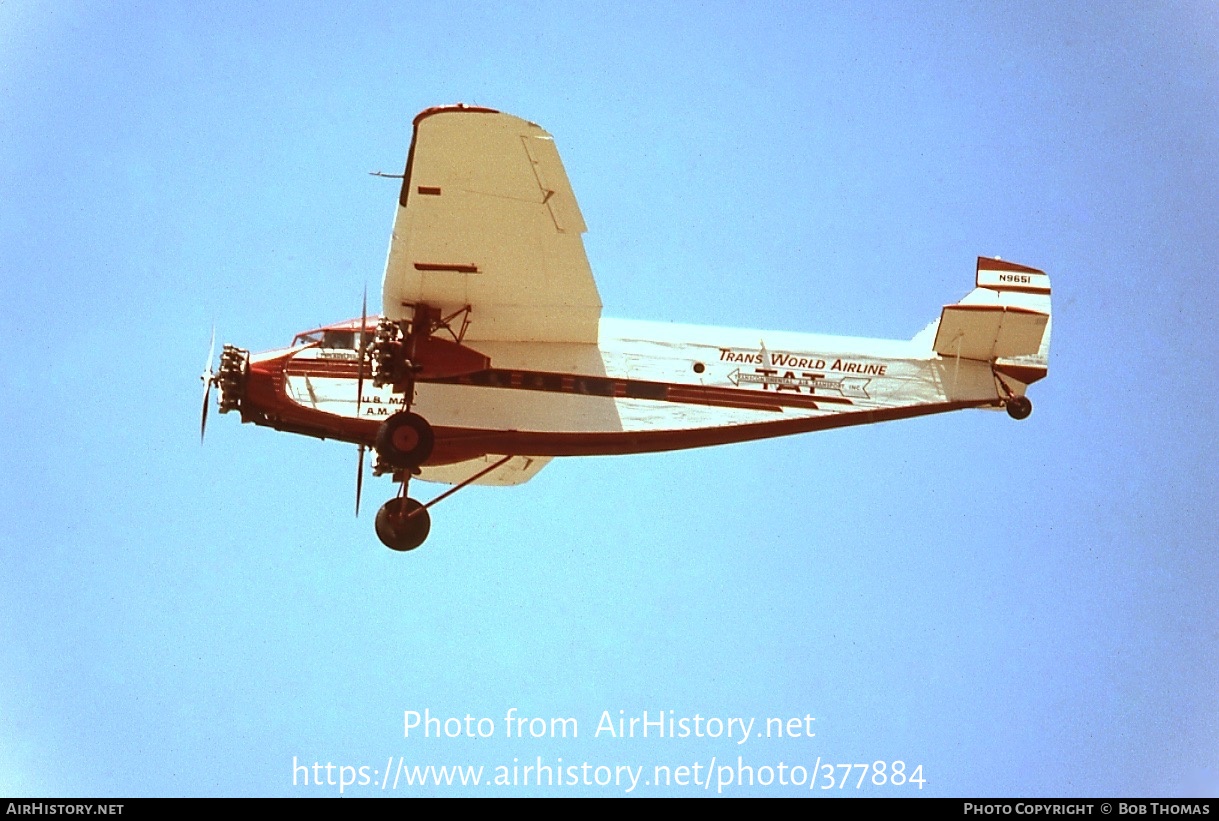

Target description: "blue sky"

left=2, top=1, right=1216, bottom=797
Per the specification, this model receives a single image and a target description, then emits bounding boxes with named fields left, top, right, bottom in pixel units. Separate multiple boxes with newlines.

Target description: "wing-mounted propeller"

left=355, top=287, right=368, bottom=517
left=356, top=444, right=366, bottom=517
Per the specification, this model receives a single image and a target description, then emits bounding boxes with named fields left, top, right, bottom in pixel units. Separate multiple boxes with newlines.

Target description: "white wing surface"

left=381, top=105, right=602, bottom=344
left=416, top=454, right=552, bottom=487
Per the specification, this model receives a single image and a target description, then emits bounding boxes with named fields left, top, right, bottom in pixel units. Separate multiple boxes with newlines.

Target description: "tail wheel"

left=375, top=497, right=431, bottom=551
left=375, top=411, right=434, bottom=468
left=1006, top=395, right=1032, bottom=420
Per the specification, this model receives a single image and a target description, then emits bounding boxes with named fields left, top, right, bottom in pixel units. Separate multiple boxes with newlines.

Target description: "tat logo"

left=728, top=369, right=870, bottom=398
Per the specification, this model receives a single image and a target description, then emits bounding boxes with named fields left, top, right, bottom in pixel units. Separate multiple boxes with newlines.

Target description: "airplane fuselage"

left=234, top=317, right=1011, bottom=471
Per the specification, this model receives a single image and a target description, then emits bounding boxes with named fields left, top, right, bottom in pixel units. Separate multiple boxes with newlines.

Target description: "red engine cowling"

left=412, top=336, right=490, bottom=380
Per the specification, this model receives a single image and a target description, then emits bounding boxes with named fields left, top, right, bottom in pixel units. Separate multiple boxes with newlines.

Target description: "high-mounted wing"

left=381, top=105, right=602, bottom=344
left=417, top=454, right=552, bottom=487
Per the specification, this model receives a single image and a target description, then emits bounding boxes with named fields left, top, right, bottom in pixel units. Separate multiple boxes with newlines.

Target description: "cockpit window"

left=292, top=331, right=322, bottom=347
left=321, top=330, right=361, bottom=349
left=292, top=326, right=371, bottom=348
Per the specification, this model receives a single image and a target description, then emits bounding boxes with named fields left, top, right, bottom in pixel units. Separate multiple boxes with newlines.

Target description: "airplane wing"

left=416, top=454, right=552, bottom=487
left=381, top=105, right=602, bottom=344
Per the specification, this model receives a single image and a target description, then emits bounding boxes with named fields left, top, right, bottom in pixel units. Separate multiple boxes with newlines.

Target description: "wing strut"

left=374, top=454, right=513, bottom=553
left=403, top=454, right=514, bottom=515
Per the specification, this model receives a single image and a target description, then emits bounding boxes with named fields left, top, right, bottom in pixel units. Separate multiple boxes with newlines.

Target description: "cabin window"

left=320, top=330, right=359, bottom=349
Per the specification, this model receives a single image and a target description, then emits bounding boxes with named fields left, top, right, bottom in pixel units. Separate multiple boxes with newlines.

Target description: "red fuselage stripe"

left=280, top=364, right=856, bottom=414
left=247, top=351, right=997, bottom=463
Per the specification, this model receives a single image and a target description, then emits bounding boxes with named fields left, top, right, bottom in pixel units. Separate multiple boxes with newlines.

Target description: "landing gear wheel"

left=375, top=497, right=431, bottom=551
left=375, top=411, right=434, bottom=468
left=1006, top=395, right=1033, bottom=420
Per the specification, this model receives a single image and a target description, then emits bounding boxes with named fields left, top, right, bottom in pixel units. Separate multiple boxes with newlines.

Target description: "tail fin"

left=916, top=257, right=1051, bottom=386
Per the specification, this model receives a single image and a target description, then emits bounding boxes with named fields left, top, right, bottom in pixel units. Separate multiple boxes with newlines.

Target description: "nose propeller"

left=200, top=327, right=216, bottom=443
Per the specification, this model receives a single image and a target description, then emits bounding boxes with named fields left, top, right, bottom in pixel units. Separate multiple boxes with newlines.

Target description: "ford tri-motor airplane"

left=201, top=104, right=1051, bottom=552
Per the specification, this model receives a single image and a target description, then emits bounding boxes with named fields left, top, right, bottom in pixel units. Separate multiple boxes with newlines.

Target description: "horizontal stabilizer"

left=933, top=304, right=1049, bottom=360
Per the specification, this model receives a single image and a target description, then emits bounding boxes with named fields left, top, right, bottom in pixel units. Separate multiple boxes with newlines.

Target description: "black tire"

left=1006, top=395, right=1032, bottom=420
left=375, top=497, right=431, bottom=551
left=375, top=411, right=435, bottom=468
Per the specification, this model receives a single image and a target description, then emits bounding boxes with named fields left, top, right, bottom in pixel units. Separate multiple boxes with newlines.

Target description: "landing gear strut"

left=369, top=411, right=433, bottom=550
left=993, top=369, right=1033, bottom=422
left=365, top=305, right=511, bottom=552
left=368, top=307, right=435, bottom=550
left=371, top=455, right=515, bottom=552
